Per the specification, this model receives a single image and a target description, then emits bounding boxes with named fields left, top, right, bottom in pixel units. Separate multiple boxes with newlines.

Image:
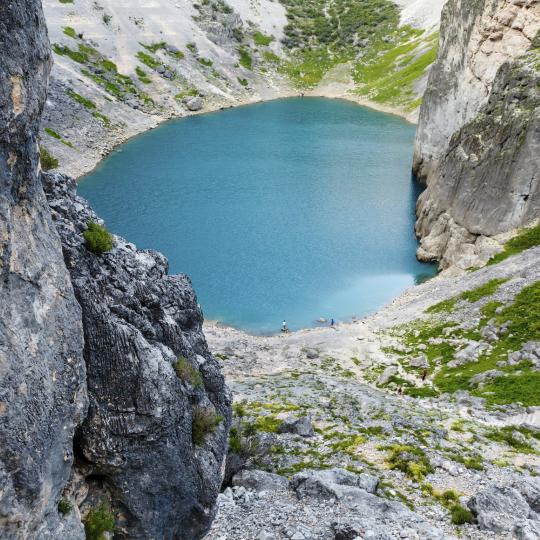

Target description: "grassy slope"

left=380, top=245, right=540, bottom=406
left=275, top=0, right=438, bottom=111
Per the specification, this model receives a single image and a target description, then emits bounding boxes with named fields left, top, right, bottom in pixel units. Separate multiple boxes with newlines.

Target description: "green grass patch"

left=425, top=297, right=457, bottom=314
left=485, top=426, right=537, bottom=453
left=192, top=407, right=222, bottom=445
left=44, top=127, right=74, bottom=148
left=174, top=356, right=203, bottom=388
left=253, top=31, right=274, bottom=46
left=63, top=26, right=77, bottom=38
left=488, top=222, right=540, bottom=265
left=68, top=90, right=96, bottom=109
left=141, top=41, right=166, bottom=53
left=136, top=51, right=160, bottom=69
left=238, top=47, right=253, bottom=70
left=253, top=414, right=281, bottom=433
left=433, top=281, right=540, bottom=405
left=405, top=386, right=440, bottom=398
left=39, top=146, right=58, bottom=171
left=197, top=57, right=213, bottom=67
left=460, top=278, right=509, bottom=303
left=135, top=66, right=151, bottom=84
left=354, top=30, right=438, bottom=110
left=175, top=87, right=199, bottom=100
left=263, top=51, right=280, bottom=64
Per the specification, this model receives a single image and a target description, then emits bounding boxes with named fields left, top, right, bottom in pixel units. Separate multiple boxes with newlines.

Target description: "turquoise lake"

left=78, top=97, right=436, bottom=334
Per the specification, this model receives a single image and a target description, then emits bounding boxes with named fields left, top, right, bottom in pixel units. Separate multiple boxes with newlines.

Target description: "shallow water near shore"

left=79, top=97, right=436, bottom=333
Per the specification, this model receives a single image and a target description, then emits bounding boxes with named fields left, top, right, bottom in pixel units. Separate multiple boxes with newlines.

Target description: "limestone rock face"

left=43, top=172, right=232, bottom=539
left=413, top=0, right=540, bottom=268
left=0, top=2, right=87, bottom=538
left=414, top=0, right=540, bottom=179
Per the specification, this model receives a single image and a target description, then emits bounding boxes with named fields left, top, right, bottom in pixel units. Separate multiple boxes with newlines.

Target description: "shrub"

left=192, top=406, right=222, bottom=445
left=174, top=356, right=203, bottom=388
left=84, top=503, right=115, bottom=540
left=238, top=47, right=252, bottom=69
left=386, top=444, right=433, bottom=481
left=233, top=402, right=246, bottom=417
left=57, top=499, right=72, bottom=515
left=39, top=146, right=59, bottom=171
left=450, top=504, right=474, bottom=525
left=83, top=221, right=113, bottom=255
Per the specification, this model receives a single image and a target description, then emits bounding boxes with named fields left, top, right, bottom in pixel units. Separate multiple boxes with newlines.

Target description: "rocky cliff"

left=0, top=2, right=231, bottom=538
left=413, top=0, right=540, bottom=269
left=0, top=2, right=87, bottom=538
left=43, top=172, right=231, bottom=539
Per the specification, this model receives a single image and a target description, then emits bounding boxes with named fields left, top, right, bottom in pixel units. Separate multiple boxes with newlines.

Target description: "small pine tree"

left=83, top=221, right=113, bottom=255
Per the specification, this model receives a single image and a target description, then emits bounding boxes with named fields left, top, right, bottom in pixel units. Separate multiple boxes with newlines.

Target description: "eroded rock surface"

left=0, top=2, right=87, bottom=538
left=43, top=172, right=232, bottom=539
left=413, top=0, right=540, bottom=269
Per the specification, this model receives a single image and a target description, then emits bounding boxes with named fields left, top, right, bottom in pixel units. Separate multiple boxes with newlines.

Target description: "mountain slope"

left=41, top=0, right=446, bottom=177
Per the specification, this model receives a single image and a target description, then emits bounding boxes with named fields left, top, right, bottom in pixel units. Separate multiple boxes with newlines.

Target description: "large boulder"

left=291, top=468, right=379, bottom=499
left=43, top=173, right=232, bottom=539
left=278, top=415, right=315, bottom=437
left=232, top=470, right=289, bottom=493
left=0, top=3, right=87, bottom=538
left=468, top=480, right=540, bottom=536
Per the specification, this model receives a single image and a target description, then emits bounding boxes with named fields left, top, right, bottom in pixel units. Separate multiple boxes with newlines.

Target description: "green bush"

left=84, top=503, right=115, bottom=540
left=192, top=406, right=222, bottom=445
left=450, top=504, right=474, bottom=525
left=57, top=499, right=72, bottom=515
left=174, top=356, right=203, bottom=388
left=83, top=221, right=113, bottom=255
left=40, top=146, right=59, bottom=171
left=386, top=444, right=433, bottom=482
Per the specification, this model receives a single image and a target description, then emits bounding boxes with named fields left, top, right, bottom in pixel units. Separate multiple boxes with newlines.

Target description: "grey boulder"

left=291, top=468, right=379, bottom=500
left=232, top=470, right=289, bottom=493
left=184, top=96, right=203, bottom=111
left=278, top=415, right=315, bottom=437
left=468, top=481, right=540, bottom=535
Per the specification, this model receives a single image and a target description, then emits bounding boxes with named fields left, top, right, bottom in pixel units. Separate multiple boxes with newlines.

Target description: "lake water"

left=78, top=97, right=436, bottom=334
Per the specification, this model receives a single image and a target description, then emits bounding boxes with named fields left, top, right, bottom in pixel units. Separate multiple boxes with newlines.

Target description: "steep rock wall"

left=416, top=51, right=540, bottom=268
left=43, top=173, right=232, bottom=539
left=414, top=0, right=540, bottom=179
left=0, top=2, right=87, bottom=538
left=412, top=0, right=540, bottom=269
left=1, top=2, right=231, bottom=538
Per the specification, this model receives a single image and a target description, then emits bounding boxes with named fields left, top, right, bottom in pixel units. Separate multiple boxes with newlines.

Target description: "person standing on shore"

left=282, top=320, right=288, bottom=333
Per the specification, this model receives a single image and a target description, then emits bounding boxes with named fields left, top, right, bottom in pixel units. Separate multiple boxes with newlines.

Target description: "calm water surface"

left=79, top=98, right=435, bottom=333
